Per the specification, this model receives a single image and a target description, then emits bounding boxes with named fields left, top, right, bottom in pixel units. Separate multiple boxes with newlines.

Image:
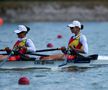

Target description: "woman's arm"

left=70, top=34, right=88, bottom=54
left=26, top=39, right=36, bottom=52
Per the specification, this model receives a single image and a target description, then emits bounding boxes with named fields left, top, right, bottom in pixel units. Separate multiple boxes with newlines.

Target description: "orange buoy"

left=47, top=43, right=53, bottom=48
left=18, top=76, right=30, bottom=85
left=0, top=18, right=4, bottom=26
left=57, top=34, right=62, bottom=39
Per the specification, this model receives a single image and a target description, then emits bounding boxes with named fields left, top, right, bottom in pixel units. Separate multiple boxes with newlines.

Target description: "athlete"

left=0, top=25, right=36, bottom=61
left=40, top=20, right=88, bottom=60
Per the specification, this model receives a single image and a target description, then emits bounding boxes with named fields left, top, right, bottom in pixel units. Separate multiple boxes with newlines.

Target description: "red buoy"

left=18, top=76, right=30, bottom=85
left=57, top=34, right=62, bottom=39
left=0, top=18, right=4, bottom=26
left=47, top=43, right=53, bottom=48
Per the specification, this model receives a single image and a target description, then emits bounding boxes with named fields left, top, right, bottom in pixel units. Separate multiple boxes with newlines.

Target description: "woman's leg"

left=40, top=54, right=64, bottom=60
left=0, top=55, right=8, bottom=60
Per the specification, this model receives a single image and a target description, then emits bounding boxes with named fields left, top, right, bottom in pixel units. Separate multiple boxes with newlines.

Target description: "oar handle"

left=36, top=48, right=60, bottom=52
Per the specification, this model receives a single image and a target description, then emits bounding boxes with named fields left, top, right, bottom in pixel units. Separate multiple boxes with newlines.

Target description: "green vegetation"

left=0, top=0, right=108, bottom=22
left=0, top=0, right=108, bottom=8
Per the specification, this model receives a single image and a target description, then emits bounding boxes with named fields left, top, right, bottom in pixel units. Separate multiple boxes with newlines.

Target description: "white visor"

left=68, top=20, right=81, bottom=28
left=14, top=25, right=27, bottom=34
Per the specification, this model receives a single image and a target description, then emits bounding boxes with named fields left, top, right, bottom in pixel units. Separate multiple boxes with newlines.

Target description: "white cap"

left=14, top=25, right=27, bottom=34
left=68, top=20, right=81, bottom=28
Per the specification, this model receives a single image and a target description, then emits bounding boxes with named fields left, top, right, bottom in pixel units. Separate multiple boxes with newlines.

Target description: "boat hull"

left=0, top=55, right=108, bottom=69
left=0, top=60, right=65, bottom=69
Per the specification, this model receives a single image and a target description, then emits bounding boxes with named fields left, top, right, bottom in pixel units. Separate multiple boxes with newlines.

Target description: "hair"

left=25, top=26, right=30, bottom=34
left=81, top=25, right=84, bottom=30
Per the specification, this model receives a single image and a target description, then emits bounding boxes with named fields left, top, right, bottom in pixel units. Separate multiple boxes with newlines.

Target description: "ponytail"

left=25, top=26, right=30, bottom=34
left=81, top=25, right=84, bottom=30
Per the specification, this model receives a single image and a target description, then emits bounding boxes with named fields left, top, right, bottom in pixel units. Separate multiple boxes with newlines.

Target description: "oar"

left=36, top=48, right=60, bottom=52
left=0, top=51, right=14, bottom=67
left=59, top=55, right=68, bottom=67
left=58, top=51, right=86, bottom=67
left=59, top=49, right=78, bottom=67
left=0, top=53, right=8, bottom=55
left=0, top=49, right=5, bottom=51
left=0, top=50, right=33, bottom=66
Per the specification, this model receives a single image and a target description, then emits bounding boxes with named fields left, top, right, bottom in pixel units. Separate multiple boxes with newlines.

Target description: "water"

left=0, top=22, right=108, bottom=90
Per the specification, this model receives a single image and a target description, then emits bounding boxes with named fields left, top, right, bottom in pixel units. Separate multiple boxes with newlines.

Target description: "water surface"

left=0, top=22, right=108, bottom=90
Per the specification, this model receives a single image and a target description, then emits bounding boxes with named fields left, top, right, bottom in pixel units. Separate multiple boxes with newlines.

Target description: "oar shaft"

left=36, top=48, right=60, bottom=52
left=0, top=49, right=5, bottom=51
left=0, top=51, right=14, bottom=66
left=0, top=53, right=8, bottom=55
left=27, top=53, right=49, bottom=56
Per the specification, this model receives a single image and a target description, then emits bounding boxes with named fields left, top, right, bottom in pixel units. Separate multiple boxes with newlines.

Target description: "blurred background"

left=0, top=0, right=108, bottom=22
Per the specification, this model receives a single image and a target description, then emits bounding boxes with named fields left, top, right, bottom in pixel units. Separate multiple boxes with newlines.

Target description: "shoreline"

left=0, top=1, right=108, bottom=22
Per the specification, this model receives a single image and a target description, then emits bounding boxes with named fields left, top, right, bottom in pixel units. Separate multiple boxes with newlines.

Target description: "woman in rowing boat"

left=0, top=25, right=36, bottom=61
left=40, top=20, right=88, bottom=61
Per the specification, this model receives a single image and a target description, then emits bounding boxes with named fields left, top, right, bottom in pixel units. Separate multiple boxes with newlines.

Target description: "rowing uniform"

left=8, top=37, right=36, bottom=61
left=13, top=37, right=36, bottom=52
left=66, top=33, right=88, bottom=60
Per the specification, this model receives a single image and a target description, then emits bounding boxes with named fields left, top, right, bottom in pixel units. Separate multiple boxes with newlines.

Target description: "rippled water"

left=0, top=22, right=108, bottom=90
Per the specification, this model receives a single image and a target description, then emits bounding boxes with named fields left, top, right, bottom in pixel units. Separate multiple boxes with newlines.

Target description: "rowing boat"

left=0, top=54, right=108, bottom=69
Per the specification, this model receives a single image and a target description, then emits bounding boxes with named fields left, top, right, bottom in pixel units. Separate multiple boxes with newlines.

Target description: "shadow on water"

left=0, top=68, right=51, bottom=75
left=61, top=65, right=108, bottom=72
left=0, top=63, right=108, bottom=73
left=0, top=65, right=108, bottom=73
left=61, top=66, right=91, bottom=72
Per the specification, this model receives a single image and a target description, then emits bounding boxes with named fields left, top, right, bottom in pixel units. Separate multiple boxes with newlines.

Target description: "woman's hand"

left=4, top=47, right=11, bottom=54
left=4, top=47, right=11, bottom=51
left=68, top=46, right=78, bottom=55
left=60, top=46, right=67, bottom=54
left=69, top=45, right=75, bottom=51
left=18, top=46, right=27, bottom=54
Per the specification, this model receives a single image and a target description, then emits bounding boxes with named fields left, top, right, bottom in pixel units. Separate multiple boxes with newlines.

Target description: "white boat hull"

left=0, top=55, right=108, bottom=69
